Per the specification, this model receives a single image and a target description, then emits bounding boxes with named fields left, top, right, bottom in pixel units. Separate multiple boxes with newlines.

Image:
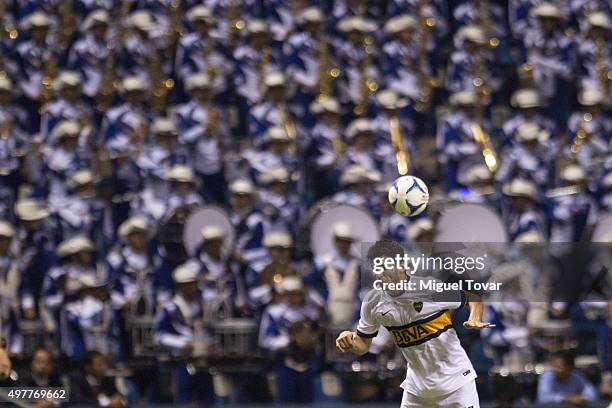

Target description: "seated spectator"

left=69, top=350, right=127, bottom=408
left=537, top=352, right=598, bottom=405
left=18, top=346, right=63, bottom=388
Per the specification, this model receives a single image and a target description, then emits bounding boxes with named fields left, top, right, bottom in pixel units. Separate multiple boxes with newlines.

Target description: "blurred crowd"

left=0, top=0, right=611, bottom=405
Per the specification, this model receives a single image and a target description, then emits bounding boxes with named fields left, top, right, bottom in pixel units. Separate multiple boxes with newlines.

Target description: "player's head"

left=551, top=352, right=575, bottom=381
left=367, top=240, right=408, bottom=296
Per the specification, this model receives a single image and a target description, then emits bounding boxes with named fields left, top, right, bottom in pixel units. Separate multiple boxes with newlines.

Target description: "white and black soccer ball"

left=388, top=175, right=429, bottom=217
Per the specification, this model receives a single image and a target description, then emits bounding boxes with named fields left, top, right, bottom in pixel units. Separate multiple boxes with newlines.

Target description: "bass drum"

left=183, top=206, right=235, bottom=257
left=591, top=212, right=612, bottom=242
left=157, top=204, right=193, bottom=265
left=434, top=203, right=508, bottom=242
left=309, top=201, right=380, bottom=257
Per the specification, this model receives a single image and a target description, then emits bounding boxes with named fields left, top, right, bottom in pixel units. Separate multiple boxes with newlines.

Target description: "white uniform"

left=356, top=278, right=479, bottom=408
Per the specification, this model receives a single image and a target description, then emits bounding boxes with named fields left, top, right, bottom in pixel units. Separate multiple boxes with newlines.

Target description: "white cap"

left=229, top=178, right=255, bottom=195
left=338, top=16, right=377, bottom=33
left=264, top=126, right=290, bottom=142
left=457, top=25, right=486, bottom=44
left=72, top=274, right=106, bottom=291
left=57, top=235, right=94, bottom=257
left=263, top=231, right=293, bottom=248
left=602, top=172, right=612, bottom=188
left=384, top=15, right=417, bottom=34
left=333, top=222, right=353, bottom=240
left=587, top=12, right=611, bottom=29
left=376, top=89, right=409, bottom=109
left=511, top=88, right=541, bottom=108
left=259, top=166, right=290, bottom=184
left=24, top=12, right=52, bottom=29
left=264, top=72, right=285, bottom=88
left=53, top=71, right=81, bottom=91
left=247, top=19, right=267, bottom=34
left=121, top=76, right=148, bottom=92
left=502, top=178, right=539, bottom=200
left=185, top=72, right=211, bottom=91
left=201, top=225, right=225, bottom=241
left=297, top=7, right=322, bottom=25
left=275, top=276, right=303, bottom=293
left=530, top=2, right=562, bottom=19
left=166, top=165, right=195, bottom=183
left=560, top=164, right=586, bottom=183
left=172, top=262, right=199, bottom=283
left=50, top=120, right=80, bottom=141
left=578, top=87, right=604, bottom=106
left=463, top=164, right=492, bottom=184
left=119, top=216, right=150, bottom=239
left=69, top=169, right=94, bottom=188
left=449, top=90, right=477, bottom=106
left=0, top=221, right=15, bottom=238
left=407, top=218, right=434, bottom=241
left=129, top=10, right=156, bottom=32
left=346, top=118, right=374, bottom=139
left=0, top=77, right=12, bottom=91
left=340, top=164, right=381, bottom=186
left=152, top=118, right=177, bottom=134
left=186, top=5, right=213, bottom=23
left=15, top=199, right=49, bottom=221
left=517, top=122, right=549, bottom=142
left=514, top=229, right=543, bottom=243
left=310, top=98, right=340, bottom=114
left=81, top=9, right=110, bottom=31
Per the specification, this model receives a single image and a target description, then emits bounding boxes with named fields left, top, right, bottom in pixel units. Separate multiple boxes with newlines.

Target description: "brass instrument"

left=57, top=0, right=75, bottom=49
left=96, top=0, right=131, bottom=112
left=595, top=38, right=611, bottom=96
left=0, top=1, right=18, bottom=42
left=470, top=122, right=499, bottom=173
left=353, top=35, right=378, bottom=116
left=40, top=51, right=57, bottom=108
left=414, top=0, right=438, bottom=112
left=316, top=28, right=340, bottom=100
left=258, top=45, right=270, bottom=96
left=150, top=47, right=174, bottom=114
left=225, top=0, right=245, bottom=48
left=569, top=112, right=593, bottom=157
left=389, top=114, right=409, bottom=175
left=278, top=103, right=297, bottom=141
left=165, top=0, right=182, bottom=53
left=477, top=0, right=499, bottom=48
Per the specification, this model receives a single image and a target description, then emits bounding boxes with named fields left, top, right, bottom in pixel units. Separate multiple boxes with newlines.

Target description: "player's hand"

left=335, top=331, right=358, bottom=353
left=463, top=319, right=495, bottom=329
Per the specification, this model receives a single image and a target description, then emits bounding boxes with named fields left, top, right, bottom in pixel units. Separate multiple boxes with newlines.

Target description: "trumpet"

left=225, top=0, right=245, bottom=48
left=165, top=0, right=182, bottom=52
left=150, top=46, right=174, bottom=114
left=40, top=51, right=57, bottom=108
left=470, top=122, right=499, bottom=173
left=477, top=0, right=499, bottom=48
left=57, top=0, right=75, bottom=49
left=569, top=112, right=593, bottom=157
left=316, top=27, right=340, bottom=100
left=354, top=35, right=378, bottom=116
left=278, top=103, right=297, bottom=141
left=595, top=38, right=611, bottom=96
left=414, top=0, right=438, bottom=112
left=0, top=0, right=18, bottom=42
left=389, top=114, right=409, bottom=175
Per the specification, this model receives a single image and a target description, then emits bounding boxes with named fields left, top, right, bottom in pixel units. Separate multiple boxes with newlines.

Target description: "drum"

left=434, top=203, right=508, bottom=242
left=210, top=318, right=259, bottom=359
left=131, top=316, right=157, bottom=358
left=183, top=206, right=235, bottom=257
left=309, top=201, right=380, bottom=257
left=157, top=205, right=192, bottom=265
left=19, top=319, right=47, bottom=356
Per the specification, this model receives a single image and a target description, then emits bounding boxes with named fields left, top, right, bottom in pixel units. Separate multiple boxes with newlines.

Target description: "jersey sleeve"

left=356, top=291, right=381, bottom=338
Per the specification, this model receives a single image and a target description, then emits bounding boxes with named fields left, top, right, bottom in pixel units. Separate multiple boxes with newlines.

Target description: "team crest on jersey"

left=413, top=302, right=423, bottom=312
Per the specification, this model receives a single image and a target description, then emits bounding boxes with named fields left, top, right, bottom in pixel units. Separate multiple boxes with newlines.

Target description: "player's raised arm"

left=335, top=330, right=372, bottom=355
left=462, top=291, right=496, bottom=329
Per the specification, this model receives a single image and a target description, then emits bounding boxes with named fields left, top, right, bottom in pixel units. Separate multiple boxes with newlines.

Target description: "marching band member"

left=0, top=110, right=27, bottom=220
left=258, top=166, right=302, bottom=236
left=59, top=274, right=115, bottom=361
left=382, top=15, right=422, bottom=101
left=100, top=76, right=151, bottom=142
left=258, top=276, right=321, bottom=403
left=453, top=0, right=507, bottom=39
left=176, top=72, right=229, bottom=204
left=577, top=12, right=611, bottom=92
left=522, top=2, right=574, bottom=125
left=0, top=78, right=29, bottom=135
left=451, top=163, right=502, bottom=209
left=176, top=6, right=231, bottom=95
left=503, top=88, right=556, bottom=143
left=502, top=178, right=548, bottom=241
left=40, top=71, right=93, bottom=142
left=67, top=9, right=110, bottom=100
left=163, top=165, right=203, bottom=216
left=550, top=164, right=598, bottom=242
left=496, top=122, right=556, bottom=189
left=598, top=170, right=612, bottom=211
left=341, top=118, right=382, bottom=174
left=0, top=299, right=22, bottom=356
left=243, top=126, right=300, bottom=185
left=0, top=222, right=21, bottom=313
left=228, top=178, right=270, bottom=266
left=153, top=262, right=213, bottom=404
left=306, top=222, right=362, bottom=326
left=333, top=164, right=381, bottom=217
left=308, top=98, right=344, bottom=200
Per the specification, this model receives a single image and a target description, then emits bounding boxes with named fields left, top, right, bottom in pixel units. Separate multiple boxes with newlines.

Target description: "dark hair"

left=551, top=351, right=574, bottom=368
left=32, top=346, right=53, bottom=360
left=82, top=350, right=104, bottom=368
left=366, top=240, right=406, bottom=267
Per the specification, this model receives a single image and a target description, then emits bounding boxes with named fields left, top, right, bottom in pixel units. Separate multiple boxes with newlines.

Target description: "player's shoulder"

left=361, top=289, right=384, bottom=311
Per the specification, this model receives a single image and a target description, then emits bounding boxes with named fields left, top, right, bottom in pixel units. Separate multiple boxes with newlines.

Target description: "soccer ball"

left=388, top=176, right=429, bottom=217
